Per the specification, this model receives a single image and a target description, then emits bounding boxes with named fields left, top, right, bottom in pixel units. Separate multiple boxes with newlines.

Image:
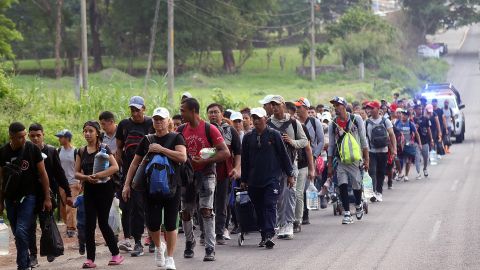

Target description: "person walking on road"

left=123, top=107, right=187, bottom=270
left=365, top=101, right=397, bottom=202
left=75, top=121, right=123, bottom=268
left=178, top=98, right=230, bottom=262
left=267, top=95, right=308, bottom=239
left=0, top=122, right=53, bottom=270
left=327, top=97, right=369, bottom=224
left=241, top=108, right=294, bottom=249
left=414, top=105, right=434, bottom=178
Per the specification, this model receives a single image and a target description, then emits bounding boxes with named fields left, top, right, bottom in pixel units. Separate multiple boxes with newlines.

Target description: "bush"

left=210, top=88, right=246, bottom=111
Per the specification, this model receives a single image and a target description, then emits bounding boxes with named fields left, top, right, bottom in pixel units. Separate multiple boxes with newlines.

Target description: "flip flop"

left=108, top=255, right=125, bottom=266
left=82, top=260, right=97, bottom=269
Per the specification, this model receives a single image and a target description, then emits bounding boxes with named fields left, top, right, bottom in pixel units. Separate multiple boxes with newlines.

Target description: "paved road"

left=4, top=26, right=480, bottom=270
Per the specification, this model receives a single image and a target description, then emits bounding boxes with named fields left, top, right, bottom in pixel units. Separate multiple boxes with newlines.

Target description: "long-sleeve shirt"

left=241, top=127, right=294, bottom=188
left=327, top=113, right=369, bottom=160
left=42, top=144, right=72, bottom=197
left=269, top=113, right=308, bottom=150
left=305, top=117, right=325, bottom=158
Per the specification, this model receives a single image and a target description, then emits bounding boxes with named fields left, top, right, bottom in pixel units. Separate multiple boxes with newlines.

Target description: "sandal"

left=82, top=260, right=97, bottom=269
left=108, top=255, right=125, bottom=266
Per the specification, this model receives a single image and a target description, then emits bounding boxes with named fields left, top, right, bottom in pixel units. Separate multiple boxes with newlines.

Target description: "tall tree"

left=89, top=0, right=103, bottom=71
left=0, top=0, right=22, bottom=59
left=54, top=0, right=63, bottom=78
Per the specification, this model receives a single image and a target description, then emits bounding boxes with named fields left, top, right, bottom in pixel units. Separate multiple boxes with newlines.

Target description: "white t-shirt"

left=59, top=146, right=79, bottom=185
left=366, top=117, right=393, bottom=153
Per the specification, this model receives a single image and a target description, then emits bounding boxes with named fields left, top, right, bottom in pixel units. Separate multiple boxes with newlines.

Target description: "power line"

left=172, top=1, right=303, bottom=44
left=208, top=0, right=310, bottom=17
left=179, top=0, right=309, bottom=30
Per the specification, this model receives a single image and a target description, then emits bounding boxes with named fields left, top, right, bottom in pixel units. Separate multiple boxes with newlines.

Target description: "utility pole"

left=80, top=0, right=88, bottom=93
left=167, top=0, right=174, bottom=105
left=310, top=0, right=316, bottom=81
left=144, top=0, right=162, bottom=95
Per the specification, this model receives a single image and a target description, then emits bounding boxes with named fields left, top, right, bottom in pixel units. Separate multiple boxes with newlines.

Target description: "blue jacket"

left=241, top=127, right=294, bottom=188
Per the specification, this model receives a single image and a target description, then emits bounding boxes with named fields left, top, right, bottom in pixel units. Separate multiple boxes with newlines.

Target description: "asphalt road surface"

left=4, top=26, right=480, bottom=270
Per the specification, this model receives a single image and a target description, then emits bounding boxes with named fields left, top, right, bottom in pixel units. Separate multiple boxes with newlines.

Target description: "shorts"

left=336, top=162, right=362, bottom=190
left=181, top=172, right=216, bottom=213
left=145, top=189, right=181, bottom=232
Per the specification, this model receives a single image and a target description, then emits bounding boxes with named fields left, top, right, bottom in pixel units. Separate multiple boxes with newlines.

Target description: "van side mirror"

left=459, top=104, right=466, bottom=110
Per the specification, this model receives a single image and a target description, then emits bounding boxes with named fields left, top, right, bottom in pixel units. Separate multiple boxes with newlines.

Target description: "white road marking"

left=430, top=220, right=442, bottom=242
left=451, top=179, right=459, bottom=191
left=464, top=156, right=471, bottom=165
left=459, top=27, right=470, bottom=49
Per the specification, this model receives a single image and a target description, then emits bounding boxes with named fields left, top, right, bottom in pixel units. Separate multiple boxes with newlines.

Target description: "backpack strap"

left=308, top=117, right=317, bottom=141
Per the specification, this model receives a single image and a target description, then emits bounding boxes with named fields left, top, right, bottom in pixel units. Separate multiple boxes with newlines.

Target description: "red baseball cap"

left=366, top=101, right=381, bottom=109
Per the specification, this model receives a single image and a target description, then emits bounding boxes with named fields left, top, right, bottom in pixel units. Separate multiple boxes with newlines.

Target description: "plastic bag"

left=39, top=212, right=64, bottom=258
left=316, top=156, right=325, bottom=175
left=362, top=172, right=375, bottom=199
left=109, top=197, right=122, bottom=235
left=200, top=148, right=216, bottom=159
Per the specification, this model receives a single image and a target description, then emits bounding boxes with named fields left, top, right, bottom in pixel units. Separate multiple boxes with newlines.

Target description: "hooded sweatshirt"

left=268, top=113, right=308, bottom=165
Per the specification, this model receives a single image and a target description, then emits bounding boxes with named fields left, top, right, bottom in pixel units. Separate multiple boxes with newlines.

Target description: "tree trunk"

left=54, top=0, right=64, bottom=79
left=89, top=0, right=103, bottom=71
left=221, top=46, right=236, bottom=73
left=144, top=0, right=161, bottom=93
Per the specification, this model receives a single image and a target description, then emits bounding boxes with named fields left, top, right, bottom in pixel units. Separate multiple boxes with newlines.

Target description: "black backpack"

left=366, top=118, right=389, bottom=148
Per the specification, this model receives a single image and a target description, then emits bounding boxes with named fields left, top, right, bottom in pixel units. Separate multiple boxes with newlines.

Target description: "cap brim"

left=293, top=101, right=304, bottom=107
left=129, top=104, right=143, bottom=110
left=55, top=134, right=63, bottom=137
left=251, top=113, right=266, bottom=118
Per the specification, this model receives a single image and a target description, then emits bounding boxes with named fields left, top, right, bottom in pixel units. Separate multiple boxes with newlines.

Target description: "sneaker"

left=131, top=242, right=144, bottom=257
left=265, top=237, right=275, bottom=249
left=154, top=243, right=166, bottom=267
left=342, top=212, right=353, bottom=224
left=277, top=224, right=286, bottom=239
left=30, top=255, right=39, bottom=268
left=79, top=244, right=86, bottom=255
left=370, top=195, right=377, bottom=203
left=165, top=256, right=176, bottom=270
left=404, top=176, right=409, bottom=182
left=320, top=195, right=328, bottom=209
left=283, top=223, right=294, bottom=240
left=223, top=228, right=231, bottom=240
left=355, top=205, right=364, bottom=220
left=118, top=240, right=133, bottom=252
left=108, top=255, right=125, bottom=266
left=183, top=239, right=196, bottom=259
left=149, top=240, right=155, bottom=253
left=416, top=174, right=422, bottom=180
left=376, top=193, right=383, bottom=202
left=47, top=256, right=55, bottom=262
left=230, top=226, right=240, bottom=235
left=397, top=175, right=404, bottom=182
left=293, top=222, right=301, bottom=233
left=66, top=229, right=76, bottom=238
left=216, top=234, right=226, bottom=245
left=199, top=234, right=205, bottom=246
left=203, top=247, right=215, bottom=262
left=424, top=169, right=429, bottom=177
left=301, top=218, right=310, bottom=225
left=258, top=236, right=266, bottom=247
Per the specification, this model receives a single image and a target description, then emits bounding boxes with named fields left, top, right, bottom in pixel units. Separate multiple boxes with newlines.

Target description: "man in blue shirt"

left=241, top=108, right=294, bottom=249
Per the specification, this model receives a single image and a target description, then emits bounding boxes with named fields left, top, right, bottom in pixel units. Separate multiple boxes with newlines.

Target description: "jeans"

left=295, top=167, right=308, bottom=223
left=415, top=144, right=429, bottom=173
left=5, top=195, right=37, bottom=269
left=249, top=181, right=280, bottom=239
left=182, top=172, right=216, bottom=250
left=277, top=172, right=296, bottom=227
left=368, top=152, right=388, bottom=194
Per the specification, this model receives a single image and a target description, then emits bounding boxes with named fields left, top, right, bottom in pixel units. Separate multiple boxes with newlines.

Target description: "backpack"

left=366, top=118, right=389, bottom=148
left=145, top=133, right=178, bottom=200
left=266, top=118, right=298, bottom=163
left=332, top=114, right=362, bottom=164
left=57, top=147, right=78, bottom=161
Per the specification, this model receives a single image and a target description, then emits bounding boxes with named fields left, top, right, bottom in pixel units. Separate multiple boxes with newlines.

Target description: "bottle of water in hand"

left=0, top=218, right=9, bottom=255
left=306, top=183, right=319, bottom=210
left=93, top=147, right=110, bottom=184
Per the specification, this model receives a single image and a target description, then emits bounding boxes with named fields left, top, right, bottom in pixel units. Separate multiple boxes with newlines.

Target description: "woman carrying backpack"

left=122, top=107, right=187, bottom=270
left=74, top=121, right=123, bottom=268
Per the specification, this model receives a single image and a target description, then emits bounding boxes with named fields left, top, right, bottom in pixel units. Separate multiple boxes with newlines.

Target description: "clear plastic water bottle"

left=0, top=218, right=9, bottom=255
left=306, top=183, right=319, bottom=210
left=93, top=147, right=110, bottom=183
left=429, top=150, right=438, bottom=165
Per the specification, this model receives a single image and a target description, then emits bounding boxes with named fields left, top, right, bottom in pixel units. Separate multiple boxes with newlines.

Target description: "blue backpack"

left=144, top=134, right=178, bottom=199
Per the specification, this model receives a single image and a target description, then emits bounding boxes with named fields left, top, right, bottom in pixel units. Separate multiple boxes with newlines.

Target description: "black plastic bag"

left=39, top=211, right=64, bottom=258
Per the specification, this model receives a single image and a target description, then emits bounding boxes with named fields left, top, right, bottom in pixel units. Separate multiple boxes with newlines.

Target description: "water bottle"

left=429, top=150, right=438, bottom=165
left=0, top=218, right=9, bottom=256
left=306, top=183, right=319, bottom=210
left=93, top=147, right=110, bottom=183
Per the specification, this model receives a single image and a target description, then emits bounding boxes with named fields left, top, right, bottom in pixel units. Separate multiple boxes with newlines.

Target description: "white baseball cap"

left=152, top=107, right=170, bottom=119
left=259, top=95, right=275, bottom=105
left=230, top=112, right=243, bottom=121
left=181, top=92, right=193, bottom=99
left=321, top=112, right=332, bottom=123
left=251, top=107, right=267, bottom=118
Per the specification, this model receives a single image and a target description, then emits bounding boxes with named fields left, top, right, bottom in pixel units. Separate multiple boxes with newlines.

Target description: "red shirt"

left=336, top=118, right=348, bottom=131
left=180, top=120, right=224, bottom=172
